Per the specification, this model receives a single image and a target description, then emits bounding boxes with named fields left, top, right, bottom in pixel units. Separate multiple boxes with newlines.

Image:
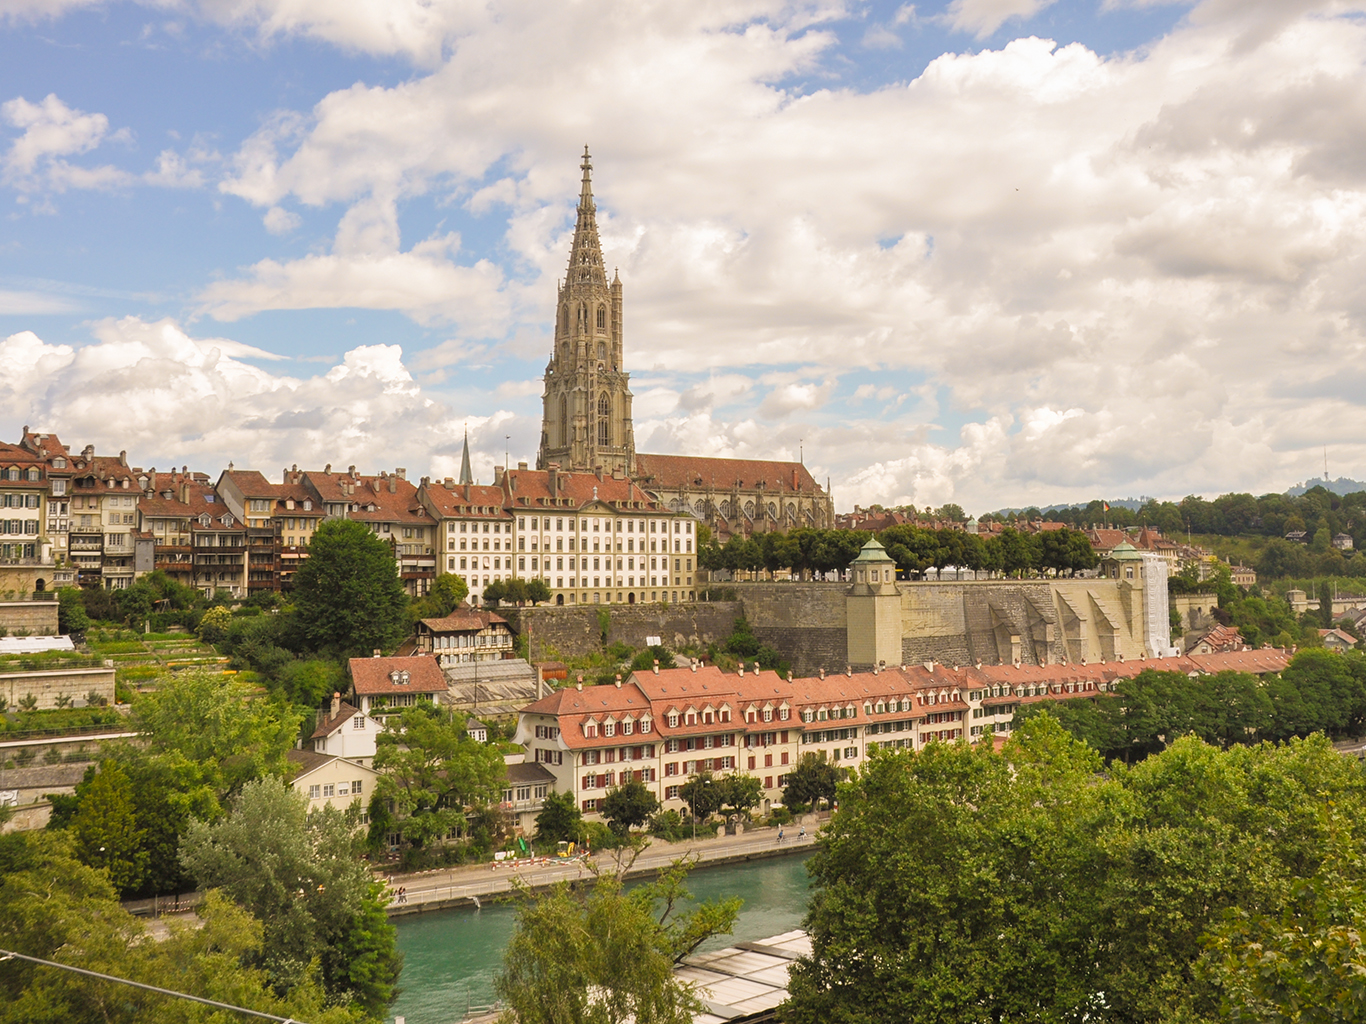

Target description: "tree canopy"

left=179, top=777, right=401, bottom=1016
left=786, top=717, right=1366, bottom=1024
left=292, top=518, right=410, bottom=656
left=0, top=831, right=366, bottom=1024
left=496, top=857, right=741, bottom=1024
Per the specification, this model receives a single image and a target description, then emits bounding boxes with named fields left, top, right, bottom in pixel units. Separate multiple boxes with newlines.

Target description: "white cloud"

left=15, top=0, right=1366, bottom=512
left=1, top=93, right=132, bottom=193
left=262, top=205, right=301, bottom=234
left=939, top=0, right=1058, bottom=38
left=0, top=318, right=512, bottom=481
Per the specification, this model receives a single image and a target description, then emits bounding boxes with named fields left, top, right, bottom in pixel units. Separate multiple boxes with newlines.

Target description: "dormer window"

left=802, top=709, right=814, bottom=723
left=622, top=719, right=634, bottom=736
left=221, top=514, right=234, bottom=526
left=778, top=706, right=789, bottom=721
left=303, top=500, right=312, bottom=511
left=53, top=458, right=65, bottom=468
left=762, top=708, right=773, bottom=723
left=667, top=712, right=679, bottom=729
left=584, top=722, right=598, bottom=739
left=927, top=693, right=936, bottom=705
left=199, top=513, right=211, bottom=527
left=388, top=670, right=411, bottom=685
left=845, top=704, right=856, bottom=719
left=639, top=717, right=652, bottom=734
left=604, top=720, right=616, bottom=738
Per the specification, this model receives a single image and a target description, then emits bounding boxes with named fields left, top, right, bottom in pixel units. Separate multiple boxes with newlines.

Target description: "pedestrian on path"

left=777, top=827, right=785, bottom=843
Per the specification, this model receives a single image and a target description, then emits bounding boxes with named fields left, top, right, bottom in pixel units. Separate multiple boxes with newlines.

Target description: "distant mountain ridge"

left=1286, top=476, right=1366, bottom=497
left=987, top=497, right=1151, bottom=518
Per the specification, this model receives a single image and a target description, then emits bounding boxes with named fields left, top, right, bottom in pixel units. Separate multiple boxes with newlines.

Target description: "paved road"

left=384, top=824, right=820, bottom=913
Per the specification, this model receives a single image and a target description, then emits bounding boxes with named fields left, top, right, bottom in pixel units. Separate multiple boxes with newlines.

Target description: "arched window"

left=598, top=341, right=606, bottom=360
left=596, top=306, right=607, bottom=331
left=560, top=305, right=568, bottom=335
left=597, top=393, right=611, bottom=446
left=559, top=396, right=569, bottom=447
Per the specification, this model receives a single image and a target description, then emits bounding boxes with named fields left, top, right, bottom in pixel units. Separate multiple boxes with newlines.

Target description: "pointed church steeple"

left=537, top=148, right=635, bottom=476
left=459, top=427, right=473, bottom=486
left=568, top=146, right=608, bottom=289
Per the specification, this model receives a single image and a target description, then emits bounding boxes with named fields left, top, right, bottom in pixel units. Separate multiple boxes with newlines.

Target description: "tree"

left=526, top=578, right=552, bottom=604
left=781, top=753, right=838, bottom=811
left=293, top=518, right=409, bottom=656
left=0, top=831, right=365, bottom=1024
left=534, top=790, right=584, bottom=844
left=132, top=669, right=302, bottom=794
left=70, top=761, right=147, bottom=895
left=497, top=857, right=740, bottom=1024
left=370, top=704, right=506, bottom=851
left=195, top=605, right=232, bottom=644
left=55, top=586, right=89, bottom=634
left=717, top=774, right=762, bottom=818
left=677, top=771, right=722, bottom=822
left=179, top=778, right=401, bottom=1016
left=786, top=721, right=1366, bottom=1024
left=602, top=777, right=659, bottom=836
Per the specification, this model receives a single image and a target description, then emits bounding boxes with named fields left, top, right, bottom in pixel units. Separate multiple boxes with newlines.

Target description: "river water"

left=390, top=852, right=815, bottom=1024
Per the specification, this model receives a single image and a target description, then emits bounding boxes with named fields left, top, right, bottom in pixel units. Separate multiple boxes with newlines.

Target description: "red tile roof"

left=420, top=607, right=509, bottom=633
left=635, top=453, right=822, bottom=496
left=311, top=700, right=363, bottom=739
left=348, top=655, right=448, bottom=695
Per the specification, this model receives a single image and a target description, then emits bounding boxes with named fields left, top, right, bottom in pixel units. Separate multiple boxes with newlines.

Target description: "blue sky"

left=3, top=0, right=1364, bottom=514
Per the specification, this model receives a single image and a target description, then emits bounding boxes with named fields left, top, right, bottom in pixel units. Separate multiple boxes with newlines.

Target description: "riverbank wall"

left=384, top=830, right=816, bottom=918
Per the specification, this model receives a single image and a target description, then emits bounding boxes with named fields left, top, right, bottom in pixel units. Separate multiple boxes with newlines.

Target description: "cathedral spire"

left=459, top=426, right=473, bottom=486
left=568, top=145, right=607, bottom=288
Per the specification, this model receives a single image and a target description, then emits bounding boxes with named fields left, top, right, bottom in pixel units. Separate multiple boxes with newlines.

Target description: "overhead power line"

left=0, top=949, right=307, bottom=1023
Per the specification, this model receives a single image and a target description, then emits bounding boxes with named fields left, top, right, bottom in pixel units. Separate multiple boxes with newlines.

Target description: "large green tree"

left=0, top=831, right=365, bottom=1024
left=534, top=790, right=584, bottom=844
left=70, top=761, right=147, bottom=895
left=178, top=777, right=401, bottom=1016
left=781, top=753, right=838, bottom=811
left=786, top=718, right=1366, bottom=1024
left=293, top=518, right=410, bottom=656
left=369, top=704, right=506, bottom=851
left=496, top=857, right=740, bottom=1024
left=601, top=778, right=659, bottom=836
left=132, top=669, right=301, bottom=794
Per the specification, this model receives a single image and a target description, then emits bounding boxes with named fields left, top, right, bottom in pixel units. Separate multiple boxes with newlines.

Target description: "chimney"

left=548, top=466, right=558, bottom=495
left=753, top=661, right=760, bottom=674
left=690, top=660, right=698, bottom=674
left=494, top=466, right=504, bottom=485
left=652, top=660, right=659, bottom=675
left=325, top=464, right=332, bottom=474
left=119, top=450, right=127, bottom=467
left=536, top=664, right=545, bottom=700
left=739, top=665, right=745, bottom=677
left=389, top=473, right=397, bottom=493
left=518, top=461, right=528, bottom=471
left=373, top=649, right=381, bottom=657
left=614, top=674, right=622, bottom=688
left=819, top=668, right=825, bottom=679
left=595, top=466, right=603, bottom=480
left=846, top=665, right=852, bottom=677
left=396, top=468, right=406, bottom=480
left=576, top=675, right=584, bottom=691
left=331, top=691, right=341, bottom=716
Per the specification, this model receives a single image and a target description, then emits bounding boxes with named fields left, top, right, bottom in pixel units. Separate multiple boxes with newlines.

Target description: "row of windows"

left=0, top=468, right=41, bottom=481
left=0, top=520, right=39, bottom=535
left=0, top=494, right=40, bottom=508
left=307, top=779, right=364, bottom=799
left=450, top=517, right=692, bottom=535
left=581, top=745, right=655, bottom=765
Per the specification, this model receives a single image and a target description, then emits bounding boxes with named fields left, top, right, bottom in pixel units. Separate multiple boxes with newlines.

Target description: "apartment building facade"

left=514, top=648, right=1292, bottom=820
left=419, top=463, right=699, bottom=608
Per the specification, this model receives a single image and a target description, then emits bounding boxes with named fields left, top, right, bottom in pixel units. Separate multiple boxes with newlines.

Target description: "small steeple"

left=459, top=426, right=473, bottom=486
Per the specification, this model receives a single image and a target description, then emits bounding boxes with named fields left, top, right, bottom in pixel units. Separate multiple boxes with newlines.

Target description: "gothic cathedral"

left=538, top=150, right=835, bottom=541
left=537, top=148, right=636, bottom=477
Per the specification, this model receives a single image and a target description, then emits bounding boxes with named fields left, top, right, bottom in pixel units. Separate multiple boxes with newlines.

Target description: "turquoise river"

left=390, top=852, right=814, bottom=1024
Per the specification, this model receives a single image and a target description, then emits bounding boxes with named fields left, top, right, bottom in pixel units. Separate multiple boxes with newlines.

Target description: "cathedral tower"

left=537, top=148, right=635, bottom=475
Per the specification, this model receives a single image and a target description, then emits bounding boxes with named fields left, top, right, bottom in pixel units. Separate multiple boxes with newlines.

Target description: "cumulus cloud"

left=940, top=0, right=1058, bottom=38
left=16, top=0, right=1366, bottom=512
left=1, top=93, right=133, bottom=193
left=0, top=318, right=523, bottom=482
